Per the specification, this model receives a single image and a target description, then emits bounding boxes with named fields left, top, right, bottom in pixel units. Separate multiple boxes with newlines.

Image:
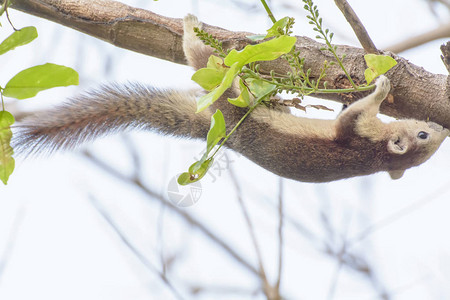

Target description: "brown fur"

left=13, top=85, right=212, bottom=155
left=182, top=14, right=448, bottom=182
left=12, top=14, right=449, bottom=182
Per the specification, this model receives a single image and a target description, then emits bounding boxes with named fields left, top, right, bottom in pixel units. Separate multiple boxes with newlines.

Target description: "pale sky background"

left=0, top=0, right=450, bottom=299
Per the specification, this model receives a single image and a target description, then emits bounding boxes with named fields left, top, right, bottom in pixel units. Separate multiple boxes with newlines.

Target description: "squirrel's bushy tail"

left=13, top=83, right=212, bottom=155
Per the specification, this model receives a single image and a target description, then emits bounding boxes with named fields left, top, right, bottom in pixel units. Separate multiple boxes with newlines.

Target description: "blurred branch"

left=349, top=179, right=450, bottom=245
left=324, top=238, right=391, bottom=300
left=334, top=0, right=378, bottom=54
left=275, top=178, right=284, bottom=294
left=121, top=135, right=144, bottom=179
left=426, top=0, right=450, bottom=16
left=0, top=207, right=26, bottom=284
left=326, top=255, right=344, bottom=300
left=89, top=195, right=185, bottom=300
left=441, top=41, right=450, bottom=73
left=157, top=199, right=169, bottom=276
left=319, top=196, right=390, bottom=299
left=81, top=150, right=259, bottom=277
left=189, top=283, right=260, bottom=297
left=228, top=165, right=276, bottom=299
left=385, top=22, right=450, bottom=53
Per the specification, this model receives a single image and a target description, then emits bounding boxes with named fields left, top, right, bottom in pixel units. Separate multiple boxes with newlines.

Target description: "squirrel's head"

left=386, top=120, right=448, bottom=179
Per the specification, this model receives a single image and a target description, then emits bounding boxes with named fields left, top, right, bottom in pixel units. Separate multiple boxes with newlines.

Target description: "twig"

left=0, top=206, right=26, bottom=284
left=381, top=273, right=432, bottom=299
left=121, top=135, right=143, bottom=180
left=89, top=195, right=185, bottom=300
left=321, top=202, right=348, bottom=300
left=334, top=0, right=378, bottom=54
left=386, top=22, right=450, bottom=53
left=189, top=283, right=261, bottom=297
left=427, top=0, right=450, bottom=14
left=228, top=165, right=274, bottom=299
left=81, top=150, right=259, bottom=277
left=275, top=177, right=284, bottom=294
left=441, top=41, right=450, bottom=73
left=157, top=200, right=168, bottom=276
left=3, top=0, right=18, bottom=31
left=326, top=257, right=344, bottom=300
left=260, top=0, right=276, bottom=23
left=349, top=179, right=450, bottom=245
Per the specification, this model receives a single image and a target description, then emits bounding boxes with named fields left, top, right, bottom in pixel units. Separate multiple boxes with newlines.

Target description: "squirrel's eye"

left=417, top=131, right=429, bottom=139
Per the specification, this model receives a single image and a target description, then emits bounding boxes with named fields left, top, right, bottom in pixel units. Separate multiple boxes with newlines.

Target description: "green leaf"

left=0, top=111, right=15, bottom=185
left=247, top=78, right=277, bottom=98
left=177, top=158, right=214, bottom=185
left=228, top=79, right=251, bottom=107
left=364, top=54, right=397, bottom=84
left=177, top=172, right=191, bottom=185
left=3, top=63, right=79, bottom=100
left=206, top=110, right=226, bottom=154
left=192, top=56, right=228, bottom=91
left=178, top=110, right=226, bottom=185
left=246, top=35, right=266, bottom=41
left=0, top=26, right=38, bottom=56
left=192, top=68, right=225, bottom=91
left=265, top=17, right=290, bottom=38
left=224, top=35, right=296, bottom=68
left=196, top=62, right=241, bottom=112
left=190, top=158, right=214, bottom=178
left=206, top=55, right=224, bottom=69
left=364, top=68, right=377, bottom=86
left=177, top=172, right=192, bottom=185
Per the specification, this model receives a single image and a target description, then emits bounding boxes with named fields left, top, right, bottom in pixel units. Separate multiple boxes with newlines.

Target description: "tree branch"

left=386, top=22, right=450, bottom=53
left=10, top=0, right=450, bottom=129
left=334, top=0, right=379, bottom=54
left=441, top=41, right=450, bottom=73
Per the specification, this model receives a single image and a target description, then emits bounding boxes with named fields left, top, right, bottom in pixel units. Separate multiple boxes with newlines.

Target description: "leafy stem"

left=0, top=0, right=7, bottom=17
left=180, top=0, right=397, bottom=185
left=303, top=0, right=357, bottom=89
left=260, top=0, right=277, bottom=24
left=245, top=72, right=374, bottom=93
left=2, top=0, right=17, bottom=31
left=211, top=89, right=274, bottom=159
left=194, top=27, right=227, bottom=58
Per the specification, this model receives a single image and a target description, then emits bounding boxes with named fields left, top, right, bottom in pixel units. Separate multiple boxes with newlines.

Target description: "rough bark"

left=10, top=0, right=450, bottom=128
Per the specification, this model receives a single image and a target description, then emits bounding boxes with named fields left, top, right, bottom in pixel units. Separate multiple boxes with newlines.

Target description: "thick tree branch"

left=10, top=0, right=247, bottom=64
left=10, top=0, right=450, bottom=129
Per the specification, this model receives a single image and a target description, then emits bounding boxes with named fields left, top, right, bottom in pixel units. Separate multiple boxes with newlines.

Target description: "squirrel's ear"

left=388, top=169, right=405, bottom=179
left=387, top=136, right=409, bottom=154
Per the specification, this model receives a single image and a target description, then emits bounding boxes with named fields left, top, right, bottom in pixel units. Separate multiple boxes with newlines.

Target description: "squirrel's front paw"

left=374, top=75, right=391, bottom=100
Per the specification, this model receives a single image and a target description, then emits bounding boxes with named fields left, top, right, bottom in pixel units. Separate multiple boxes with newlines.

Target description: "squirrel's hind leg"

left=183, top=14, right=215, bottom=70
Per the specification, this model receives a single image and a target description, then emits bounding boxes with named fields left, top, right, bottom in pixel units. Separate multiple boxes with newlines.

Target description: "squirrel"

left=12, top=14, right=449, bottom=182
